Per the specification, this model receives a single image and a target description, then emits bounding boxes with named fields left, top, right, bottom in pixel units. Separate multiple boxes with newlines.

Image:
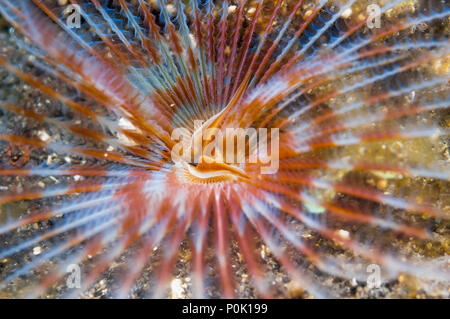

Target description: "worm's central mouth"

left=181, top=156, right=249, bottom=184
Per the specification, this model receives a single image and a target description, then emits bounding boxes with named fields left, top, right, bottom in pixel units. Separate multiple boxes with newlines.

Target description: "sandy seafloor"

left=0, top=6, right=449, bottom=299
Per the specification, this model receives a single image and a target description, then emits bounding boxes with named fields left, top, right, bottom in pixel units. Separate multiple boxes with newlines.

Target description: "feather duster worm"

left=0, top=0, right=448, bottom=298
